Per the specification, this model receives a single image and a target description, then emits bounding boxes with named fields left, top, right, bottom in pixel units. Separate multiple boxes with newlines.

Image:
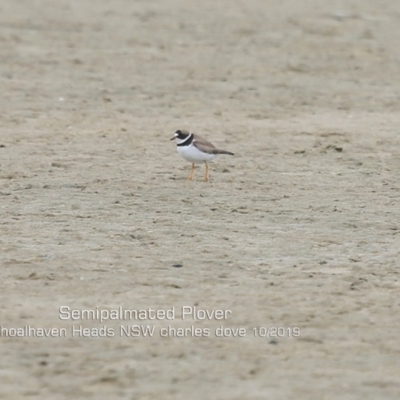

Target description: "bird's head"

left=170, top=129, right=191, bottom=143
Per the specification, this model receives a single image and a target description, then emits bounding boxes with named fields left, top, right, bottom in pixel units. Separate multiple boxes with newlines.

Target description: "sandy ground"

left=1, top=0, right=400, bottom=398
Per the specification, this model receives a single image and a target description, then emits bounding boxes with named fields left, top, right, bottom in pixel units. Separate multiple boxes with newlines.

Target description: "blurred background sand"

left=1, top=1, right=400, bottom=398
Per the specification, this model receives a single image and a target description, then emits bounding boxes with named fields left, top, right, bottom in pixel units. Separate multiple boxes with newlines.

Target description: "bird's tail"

left=214, top=150, right=234, bottom=155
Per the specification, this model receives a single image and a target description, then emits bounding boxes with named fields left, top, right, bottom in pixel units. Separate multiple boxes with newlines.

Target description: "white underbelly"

left=177, top=144, right=215, bottom=163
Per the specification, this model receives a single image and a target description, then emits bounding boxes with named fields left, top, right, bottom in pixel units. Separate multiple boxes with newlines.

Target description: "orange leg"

left=188, top=163, right=195, bottom=180
left=204, top=162, right=209, bottom=182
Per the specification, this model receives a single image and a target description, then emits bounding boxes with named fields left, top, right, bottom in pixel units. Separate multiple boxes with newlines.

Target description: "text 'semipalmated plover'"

left=171, top=129, right=234, bottom=181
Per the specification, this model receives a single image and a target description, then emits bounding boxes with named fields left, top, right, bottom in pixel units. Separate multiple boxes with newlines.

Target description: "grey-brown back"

left=192, top=133, right=234, bottom=155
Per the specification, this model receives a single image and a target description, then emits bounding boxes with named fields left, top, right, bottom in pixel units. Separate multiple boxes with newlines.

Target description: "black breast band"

left=177, top=134, right=193, bottom=147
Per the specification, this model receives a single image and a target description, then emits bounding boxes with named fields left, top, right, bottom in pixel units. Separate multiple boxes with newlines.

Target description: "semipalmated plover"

left=170, top=129, right=234, bottom=181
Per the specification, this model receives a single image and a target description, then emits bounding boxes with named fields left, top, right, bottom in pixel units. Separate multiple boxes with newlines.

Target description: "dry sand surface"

left=1, top=0, right=400, bottom=398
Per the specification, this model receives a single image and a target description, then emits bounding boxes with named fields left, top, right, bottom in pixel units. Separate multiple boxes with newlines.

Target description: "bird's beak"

left=170, top=136, right=176, bottom=141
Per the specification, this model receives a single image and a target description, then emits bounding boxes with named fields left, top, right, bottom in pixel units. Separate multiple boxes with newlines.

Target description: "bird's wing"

left=192, top=135, right=218, bottom=154
left=193, top=134, right=234, bottom=155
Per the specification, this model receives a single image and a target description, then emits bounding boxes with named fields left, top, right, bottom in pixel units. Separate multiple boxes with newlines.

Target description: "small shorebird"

left=170, top=129, right=234, bottom=181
